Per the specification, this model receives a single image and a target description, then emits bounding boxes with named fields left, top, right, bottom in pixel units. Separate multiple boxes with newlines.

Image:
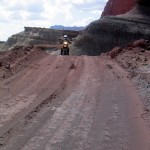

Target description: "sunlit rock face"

left=70, top=0, right=150, bottom=56
left=101, top=0, right=135, bottom=17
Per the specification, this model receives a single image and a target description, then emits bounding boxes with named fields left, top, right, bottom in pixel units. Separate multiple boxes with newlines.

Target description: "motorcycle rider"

left=60, top=35, right=71, bottom=55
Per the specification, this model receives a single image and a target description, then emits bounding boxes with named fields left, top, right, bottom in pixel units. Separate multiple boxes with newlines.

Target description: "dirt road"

left=0, top=55, right=150, bottom=150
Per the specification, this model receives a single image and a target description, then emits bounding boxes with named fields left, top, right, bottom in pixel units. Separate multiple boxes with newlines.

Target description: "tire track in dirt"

left=0, top=56, right=86, bottom=150
left=0, top=56, right=80, bottom=137
left=0, top=56, right=150, bottom=150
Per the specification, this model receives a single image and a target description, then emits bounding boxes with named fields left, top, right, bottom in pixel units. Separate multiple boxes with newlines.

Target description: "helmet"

left=64, top=35, right=68, bottom=38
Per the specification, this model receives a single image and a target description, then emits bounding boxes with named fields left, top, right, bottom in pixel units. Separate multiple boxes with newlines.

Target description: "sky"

left=0, top=0, right=108, bottom=41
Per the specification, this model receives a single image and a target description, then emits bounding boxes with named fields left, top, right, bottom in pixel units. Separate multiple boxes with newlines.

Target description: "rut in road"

left=0, top=55, right=150, bottom=150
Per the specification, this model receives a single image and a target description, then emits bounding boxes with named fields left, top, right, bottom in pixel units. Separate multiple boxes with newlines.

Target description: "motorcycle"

left=61, top=41, right=69, bottom=55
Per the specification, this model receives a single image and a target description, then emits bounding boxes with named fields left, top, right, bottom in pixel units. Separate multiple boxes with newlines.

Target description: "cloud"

left=0, top=0, right=107, bottom=41
left=10, top=11, right=23, bottom=20
left=0, top=22, right=24, bottom=41
left=71, top=17, right=96, bottom=26
left=27, top=12, right=46, bottom=20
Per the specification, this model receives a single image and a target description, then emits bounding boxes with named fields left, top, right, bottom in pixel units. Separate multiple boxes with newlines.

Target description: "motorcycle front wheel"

left=61, top=48, right=69, bottom=55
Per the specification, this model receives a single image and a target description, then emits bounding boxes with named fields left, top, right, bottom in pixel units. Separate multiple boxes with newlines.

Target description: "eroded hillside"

left=0, top=27, right=79, bottom=51
left=70, top=0, right=150, bottom=55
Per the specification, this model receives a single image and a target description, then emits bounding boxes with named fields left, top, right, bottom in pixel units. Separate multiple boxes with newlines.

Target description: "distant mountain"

left=50, top=25, right=85, bottom=31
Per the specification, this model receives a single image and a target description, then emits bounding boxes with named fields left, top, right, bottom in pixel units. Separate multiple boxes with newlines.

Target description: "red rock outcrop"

left=101, top=0, right=136, bottom=17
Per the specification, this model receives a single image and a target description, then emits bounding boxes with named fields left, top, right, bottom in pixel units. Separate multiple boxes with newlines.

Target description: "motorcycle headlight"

left=64, top=41, right=68, bottom=45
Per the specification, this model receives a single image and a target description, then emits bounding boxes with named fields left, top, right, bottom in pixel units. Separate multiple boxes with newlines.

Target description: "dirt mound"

left=109, top=39, right=150, bottom=77
left=0, top=46, right=47, bottom=80
left=110, top=39, right=150, bottom=124
left=109, top=39, right=149, bottom=58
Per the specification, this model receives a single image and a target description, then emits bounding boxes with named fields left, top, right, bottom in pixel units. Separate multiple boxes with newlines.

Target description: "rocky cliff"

left=70, top=0, right=150, bottom=56
left=101, top=0, right=136, bottom=17
left=0, top=27, right=79, bottom=51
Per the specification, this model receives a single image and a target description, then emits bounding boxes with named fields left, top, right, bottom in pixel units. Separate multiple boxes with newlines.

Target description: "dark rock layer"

left=70, top=5, right=150, bottom=56
left=136, top=0, right=150, bottom=6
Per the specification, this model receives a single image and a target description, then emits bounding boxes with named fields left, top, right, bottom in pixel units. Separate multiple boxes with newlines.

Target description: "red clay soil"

left=110, top=39, right=150, bottom=130
left=0, top=46, right=47, bottom=80
left=0, top=53, right=150, bottom=149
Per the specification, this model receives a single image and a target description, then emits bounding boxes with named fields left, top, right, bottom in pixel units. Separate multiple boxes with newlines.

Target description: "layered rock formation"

left=0, top=27, right=79, bottom=51
left=101, top=0, right=135, bottom=17
left=70, top=0, right=150, bottom=56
